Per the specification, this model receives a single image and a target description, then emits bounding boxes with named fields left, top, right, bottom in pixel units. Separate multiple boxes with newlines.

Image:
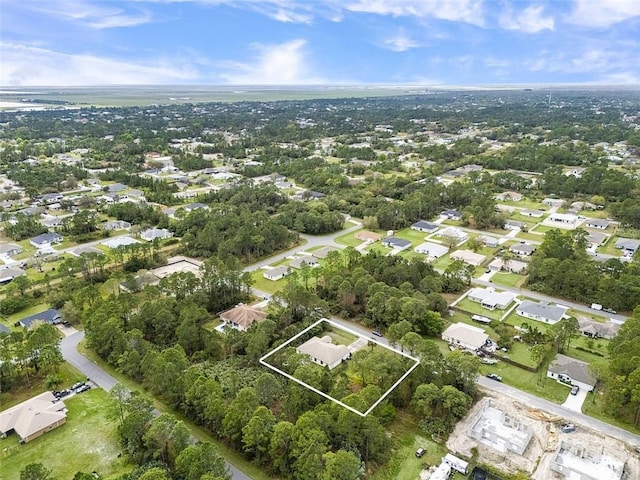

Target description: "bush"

left=0, top=295, right=32, bottom=315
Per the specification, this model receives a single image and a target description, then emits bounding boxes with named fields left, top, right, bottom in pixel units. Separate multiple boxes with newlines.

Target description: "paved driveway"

left=562, top=387, right=588, bottom=412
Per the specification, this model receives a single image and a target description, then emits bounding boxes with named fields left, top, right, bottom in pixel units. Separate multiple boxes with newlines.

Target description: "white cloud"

left=383, top=30, right=423, bottom=51
left=0, top=43, right=199, bottom=86
left=343, top=0, right=486, bottom=27
left=568, top=0, right=640, bottom=28
left=28, top=1, right=154, bottom=29
left=217, top=39, right=326, bottom=84
left=499, top=5, right=554, bottom=33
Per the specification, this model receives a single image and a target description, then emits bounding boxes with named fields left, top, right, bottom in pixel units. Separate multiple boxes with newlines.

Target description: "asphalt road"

left=60, top=331, right=252, bottom=480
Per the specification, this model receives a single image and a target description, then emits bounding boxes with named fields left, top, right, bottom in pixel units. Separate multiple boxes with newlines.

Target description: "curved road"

left=60, top=331, right=252, bottom=480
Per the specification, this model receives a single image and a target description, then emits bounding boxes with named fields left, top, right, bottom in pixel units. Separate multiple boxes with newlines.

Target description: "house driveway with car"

left=561, top=387, right=588, bottom=412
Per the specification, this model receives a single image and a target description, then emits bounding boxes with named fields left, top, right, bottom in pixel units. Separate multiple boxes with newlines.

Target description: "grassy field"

left=250, top=269, right=285, bottom=294
left=491, top=272, right=526, bottom=288
left=499, top=199, right=546, bottom=210
left=334, top=230, right=367, bottom=247
left=455, top=298, right=504, bottom=321
left=515, top=231, right=545, bottom=242
left=1, top=389, right=130, bottom=480
left=6, top=303, right=50, bottom=324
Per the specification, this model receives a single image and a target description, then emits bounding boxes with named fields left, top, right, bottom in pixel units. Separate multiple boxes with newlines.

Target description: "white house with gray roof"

left=547, top=354, right=596, bottom=391
left=615, top=238, right=640, bottom=255
left=441, top=322, right=489, bottom=352
left=516, top=300, right=567, bottom=325
left=296, top=335, right=350, bottom=370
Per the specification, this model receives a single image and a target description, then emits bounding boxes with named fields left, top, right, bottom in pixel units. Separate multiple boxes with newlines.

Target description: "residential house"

left=99, top=220, right=132, bottom=231
left=101, top=236, right=140, bottom=249
left=16, top=309, right=63, bottom=329
left=586, top=219, right=610, bottom=230
left=577, top=318, right=620, bottom=340
left=355, top=231, right=382, bottom=243
left=0, top=392, right=67, bottom=443
left=107, top=183, right=127, bottom=192
left=495, top=191, right=523, bottom=202
left=478, top=235, right=499, bottom=247
left=488, top=258, right=527, bottom=274
left=509, top=243, right=536, bottom=256
left=586, top=231, right=608, bottom=248
left=141, top=228, right=173, bottom=242
left=504, top=220, right=526, bottom=231
left=382, top=237, right=412, bottom=251
left=0, top=243, right=23, bottom=257
left=615, top=238, right=640, bottom=255
left=70, top=246, right=103, bottom=257
left=441, top=323, right=489, bottom=352
left=520, top=209, right=544, bottom=218
left=263, top=266, right=289, bottom=281
left=289, top=257, right=319, bottom=269
left=547, top=354, right=596, bottom=391
left=39, top=193, right=63, bottom=205
left=30, top=232, right=63, bottom=249
left=183, top=202, right=209, bottom=213
left=542, top=198, right=565, bottom=208
left=548, top=213, right=579, bottom=226
left=296, top=335, right=350, bottom=370
left=467, top=287, right=516, bottom=310
left=414, top=242, right=449, bottom=258
left=440, top=209, right=462, bottom=221
left=0, top=267, right=26, bottom=285
left=516, top=300, right=567, bottom=325
left=450, top=250, right=486, bottom=266
left=219, top=304, right=267, bottom=332
left=437, top=226, right=468, bottom=244
left=411, top=221, right=439, bottom=233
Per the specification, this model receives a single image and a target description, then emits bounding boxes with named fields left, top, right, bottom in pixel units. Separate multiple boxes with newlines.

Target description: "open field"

left=1, top=389, right=130, bottom=480
left=491, top=272, right=526, bottom=288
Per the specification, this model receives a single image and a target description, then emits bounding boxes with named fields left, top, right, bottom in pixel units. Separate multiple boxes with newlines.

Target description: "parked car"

left=570, top=385, right=580, bottom=395
left=71, top=382, right=85, bottom=391
left=561, top=423, right=576, bottom=433
left=415, top=447, right=426, bottom=458
left=486, top=373, right=502, bottom=382
left=76, top=384, right=91, bottom=394
left=371, top=330, right=383, bottom=337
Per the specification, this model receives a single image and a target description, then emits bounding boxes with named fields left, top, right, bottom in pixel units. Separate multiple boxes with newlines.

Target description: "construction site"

left=447, top=393, right=639, bottom=480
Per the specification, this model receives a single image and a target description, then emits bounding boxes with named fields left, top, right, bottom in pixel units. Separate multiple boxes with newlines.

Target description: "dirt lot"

left=447, top=390, right=639, bottom=479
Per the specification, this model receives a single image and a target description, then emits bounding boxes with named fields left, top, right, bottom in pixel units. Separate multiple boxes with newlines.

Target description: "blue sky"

left=2, top=0, right=640, bottom=86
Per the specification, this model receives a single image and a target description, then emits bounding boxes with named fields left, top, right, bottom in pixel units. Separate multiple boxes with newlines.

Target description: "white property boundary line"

left=259, top=318, right=420, bottom=417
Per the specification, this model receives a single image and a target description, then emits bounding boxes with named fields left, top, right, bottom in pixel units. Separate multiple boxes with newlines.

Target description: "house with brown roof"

left=296, top=335, right=351, bottom=370
left=355, top=230, right=382, bottom=243
left=0, top=391, right=66, bottom=443
left=219, top=304, right=267, bottom=332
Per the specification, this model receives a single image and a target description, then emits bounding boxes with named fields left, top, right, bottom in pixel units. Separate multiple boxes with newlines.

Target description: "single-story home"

left=16, top=309, right=63, bottom=329
left=414, top=242, right=449, bottom=258
left=101, top=236, right=140, bottom=249
left=495, top=191, right=523, bottom=202
left=382, top=237, right=412, bottom=251
left=141, top=228, right=173, bottom=242
left=577, top=318, right=620, bottom=340
left=488, top=258, right=527, bottom=274
left=586, top=231, right=608, bottom=247
left=509, top=243, right=536, bottom=256
left=615, top=238, right=640, bottom=255
left=296, top=335, right=350, bottom=370
left=107, top=183, right=127, bottom=192
left=411, top=221, right=439, bottom=233
left=0, top=243, right=23, bottom=257
left=355, top=231, right=382, bottom=243
left=0, top=267, right=26, bottom=285
left=39, top=193, right=63, bottom=205
left=437, top=226, right=468, bottom=244
left=520, top=209, right=544, bottom=218
left=263, top=265, right=290, bottom=281
left=585, top=219, right=609, bottom=230
left=467, top=287, right=516, bottom=310
left=478, top=235, right=499, bottom=247
left=99, top=220, right=132, bottom=231
left=440, top=209, right=462, bottom=221
left=516, top=300, right=567, bottom=325
left=504, top=220, right=526, bottom=231
left=30, top=232, right=63, bottom=249
left=312, top=246, right=339, bottom=259
left=289, top=257, right=319, bottom=269
left=70, top=246, right=104, bottom=257
left=441, top=322, right=489, bottom=352
left=219, top=304, right=267, bottom=332
left=450, top=250, right=486, bottom=266
left=548, top=213, right=579, bottom=226
left=547, top=354, right=596, bottom=392
left=184, top=202, right=209, bottom=212
left=542, top=198, right=565, bottom=208
left=0, top=391, right=67, bottom=443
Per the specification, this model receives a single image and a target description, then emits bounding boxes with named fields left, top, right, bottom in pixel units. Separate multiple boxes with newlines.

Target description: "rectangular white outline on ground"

left=259, top=318, right=420, bottom=417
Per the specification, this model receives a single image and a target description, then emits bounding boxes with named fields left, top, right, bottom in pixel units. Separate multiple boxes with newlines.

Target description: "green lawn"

left=499, top=199, right=546, bottom=210
left=598, top=237, right=624, bottom=256
left=582, top=393, right=640, bottom=435
left=1, top=389, right=130, bottom=480
left=515, top=231, right=545, bottom=242
left=6, top=303, right=50, bottom=323
left=334, top=230, right=367, bottom=247
left=393, top=228, right=429, bottom=244
left=455, top=298, right=504, bottom=321
left=323, top=325, right=358, bottom=346
left=531, top=225, right=557, bottom=234
left=250, top=270, right=285, bottom=295
left=491, top=272, right=526, bottom=288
